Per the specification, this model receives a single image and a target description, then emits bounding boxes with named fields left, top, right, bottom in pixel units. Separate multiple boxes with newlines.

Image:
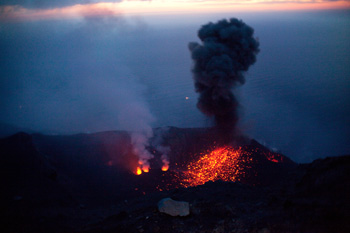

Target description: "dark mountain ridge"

left=0, top=128, right=349, bottom=232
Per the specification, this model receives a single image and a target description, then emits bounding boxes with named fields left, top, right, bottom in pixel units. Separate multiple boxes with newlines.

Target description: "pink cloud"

left=1, top=1, right=349, bottom=22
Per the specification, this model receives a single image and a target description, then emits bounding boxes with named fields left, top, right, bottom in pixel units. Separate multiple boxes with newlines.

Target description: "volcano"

left=0, top=128, right=349, bottom=233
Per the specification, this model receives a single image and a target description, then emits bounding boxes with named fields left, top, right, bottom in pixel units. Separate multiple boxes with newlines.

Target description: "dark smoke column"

left=189, top=18, right=259, bottom=142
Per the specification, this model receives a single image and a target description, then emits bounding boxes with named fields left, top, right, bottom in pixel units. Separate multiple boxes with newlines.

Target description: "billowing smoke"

left=189, top=18, right=259, bottom=142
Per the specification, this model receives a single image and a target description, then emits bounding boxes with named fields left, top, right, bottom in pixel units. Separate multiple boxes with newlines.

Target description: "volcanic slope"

left=0, top=128, right=349, bottom=232
left=81, top=155, right=350, bottom=233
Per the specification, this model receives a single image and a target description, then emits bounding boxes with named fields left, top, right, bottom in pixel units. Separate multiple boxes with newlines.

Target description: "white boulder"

left=157, top=198, right=190, bottom=217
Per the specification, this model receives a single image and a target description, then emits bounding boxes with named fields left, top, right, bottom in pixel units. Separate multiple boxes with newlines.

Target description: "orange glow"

left=177, top=145, right=284, bottom=188
left=119, top=0, right=350, bottom=15
left=179, top=146, right=247, bottom=187
left=142, top=167, right=149, bottom=173
left=265, top=153, right=283, bottom=163
left=161, top=164, right=169, bottom=172
left=136, top=167, right=142, bottom=175
left=0, top=3, right=122, bottom=21
left=135, top=159, right=151, bottom=175
left=1, top=1, right=349, bottom=22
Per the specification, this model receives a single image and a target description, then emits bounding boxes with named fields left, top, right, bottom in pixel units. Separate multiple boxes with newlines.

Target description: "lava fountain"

left=131, top=135, right=293, bottom=192
left=169, top=143, right=288, bottom=189
left=179, top=146, right=251, bottom=187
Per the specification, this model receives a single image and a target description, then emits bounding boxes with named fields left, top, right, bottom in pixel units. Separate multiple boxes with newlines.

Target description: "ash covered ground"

left=0, top=127, right=349, bottom=233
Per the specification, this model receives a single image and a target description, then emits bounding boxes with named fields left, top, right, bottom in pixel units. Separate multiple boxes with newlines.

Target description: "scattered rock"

left=158, top=198, right=190, bottom=216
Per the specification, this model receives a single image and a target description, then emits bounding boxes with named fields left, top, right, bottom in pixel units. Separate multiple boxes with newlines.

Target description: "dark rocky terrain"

left=0, top=128, right=349, bottom=233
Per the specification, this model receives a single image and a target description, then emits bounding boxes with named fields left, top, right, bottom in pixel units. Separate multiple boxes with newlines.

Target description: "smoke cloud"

left=0, top=0, right=120, bottom=9
left=189, top=18, right=259, bottom=141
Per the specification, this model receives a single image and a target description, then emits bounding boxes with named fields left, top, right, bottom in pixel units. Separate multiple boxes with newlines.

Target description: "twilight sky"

left=1, top=0, right=350, bottom=21
left=1, top=1, right=350, bottom=162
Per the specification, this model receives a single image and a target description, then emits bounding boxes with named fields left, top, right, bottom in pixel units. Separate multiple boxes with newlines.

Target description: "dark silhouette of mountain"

left=0, top=128, right=349, bottom=232
left=0, top=122, right=35, bottom=138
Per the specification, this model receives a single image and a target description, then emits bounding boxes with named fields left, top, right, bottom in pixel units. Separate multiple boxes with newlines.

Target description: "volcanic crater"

left=1, top=127, right=349, bottom=233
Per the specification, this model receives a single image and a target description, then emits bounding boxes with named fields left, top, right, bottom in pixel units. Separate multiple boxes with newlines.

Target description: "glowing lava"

left=133, top=143, right=286, bottom=190
left=136, top=167, right=142, bottom=175
left=142, top=167, right=149, bottom=173
left=179, top=146, right=250, bottom=187
left=137, top=159, right=150, bottom=174
left=161, top=164, right=169, bottom=171
left=177, top=145, right=284, bottom=188
left=265, top=152, right=284, bottom=163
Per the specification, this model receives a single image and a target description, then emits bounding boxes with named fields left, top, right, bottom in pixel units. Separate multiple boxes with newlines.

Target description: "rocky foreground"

left=81, top=156, right=350, bottom=233
left=0, top=129, right=349, bottom=233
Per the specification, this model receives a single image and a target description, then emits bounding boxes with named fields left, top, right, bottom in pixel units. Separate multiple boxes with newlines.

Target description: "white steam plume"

left=117, top=91, right=155, bottom=173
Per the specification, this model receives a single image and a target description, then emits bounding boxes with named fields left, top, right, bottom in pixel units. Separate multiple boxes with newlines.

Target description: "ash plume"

left=189, top=18, right=259, bottom=142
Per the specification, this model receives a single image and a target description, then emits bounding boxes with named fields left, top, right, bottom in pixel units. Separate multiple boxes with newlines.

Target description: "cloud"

left=0, top=0, right=121, bottom=9
left=0, top=3, right=123, bottom=21
left=1, top=0, right=349, bottom=22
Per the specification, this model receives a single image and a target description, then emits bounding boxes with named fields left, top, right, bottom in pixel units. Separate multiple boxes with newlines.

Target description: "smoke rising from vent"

left=131, top=131, right=153, bottom=173
left=189, top=18, right=259, bottom=141
left=152, top=127, right=171, bottom=171
left=117, top=98, right=155, bottom=173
